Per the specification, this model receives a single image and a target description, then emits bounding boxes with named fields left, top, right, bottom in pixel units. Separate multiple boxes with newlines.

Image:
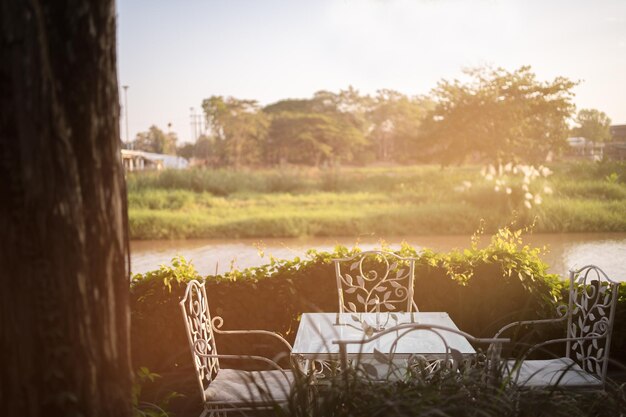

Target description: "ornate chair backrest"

left=179, top=280, right=219, bottom=403
left=333, top=251, right=417, bottom=314
left=565, top=265, right=619, bottom=384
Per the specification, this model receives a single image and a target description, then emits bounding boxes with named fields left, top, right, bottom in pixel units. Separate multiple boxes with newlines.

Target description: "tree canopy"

left=572, top=108, right=612, bottom=143
left=202, top=96, right=269, bottom=168
left=421, top=66, right=577, bottom=165
left=176, top=67, right=595, bottom=168
left=265, top=89, right=370, bottom=166
left=367, top=90, right=432, bottom=163
left=133, top=125, right=177, bottom=154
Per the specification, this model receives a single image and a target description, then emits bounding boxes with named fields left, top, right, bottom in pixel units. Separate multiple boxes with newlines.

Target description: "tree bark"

left=0, top=1, right=132, bottom=416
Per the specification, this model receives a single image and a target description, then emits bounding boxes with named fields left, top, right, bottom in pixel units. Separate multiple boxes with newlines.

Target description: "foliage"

left=422, top=66, right=577, bottom=165
left=175, top=142, right=195, bottom=160
left=134, top=125, right=178, bottom=155
left=558, top=160, right=626, bottom=183
left=125, top=163, right=626, bottom=239
left=191, top=135, right=220, bottom=167
left=168, top=68, right=615, bottom=168
left=192, top=86, right=437, bottom=167
left=265, top=111, right=364, bottom=166
left=132, top=256, right=200, bottom=292
left=285, top=361, right=626, bottom=417
left=132, top=367, right=182, bottom=417
left=367, top=89, right=432, bottom=163
left=572, top=108, right=612, bottom=143
left=202, top=96, right=269, bottom=168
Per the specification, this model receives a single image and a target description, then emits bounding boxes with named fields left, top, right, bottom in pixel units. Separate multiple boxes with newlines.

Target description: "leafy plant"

left=132, top=256, right=200, bottom=293
left=606, top=172, right=620, bottom=184
left=132, top=367, right=182, bottom=417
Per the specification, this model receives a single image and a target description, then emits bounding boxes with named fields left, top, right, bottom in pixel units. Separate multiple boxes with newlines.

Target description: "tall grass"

left=126, top=162, right=626, bottom=239
left=126, top=165, right=477, bottom=195
left=283, top=365, right=626, bottom=417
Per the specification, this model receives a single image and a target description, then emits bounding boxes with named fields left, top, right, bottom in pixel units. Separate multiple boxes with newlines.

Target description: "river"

left=130, top=233, right=626, bottom=282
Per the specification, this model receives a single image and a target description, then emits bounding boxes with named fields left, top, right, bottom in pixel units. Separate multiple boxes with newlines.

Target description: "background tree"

left=202, top=96, right=269, bottom=168
left=193, top=135, right=220, bottom=167
left=176, top=142, right=195, bottom=160
left=572, top=108, right=612, bottom=143
left=422, top=66, right=577, bottom=165
left=367, top=90, right=431, bottom=163
left=263, top=89, right=370, bottom=166
left=265, top=111, right=346, bottom=166
left=133, top=125, right=177, bottom=154
left=0, top=1, right=132, bottom=416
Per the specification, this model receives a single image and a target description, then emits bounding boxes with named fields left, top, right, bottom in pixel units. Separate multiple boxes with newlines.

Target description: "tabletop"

left=292, top=312, right=476, bottom=360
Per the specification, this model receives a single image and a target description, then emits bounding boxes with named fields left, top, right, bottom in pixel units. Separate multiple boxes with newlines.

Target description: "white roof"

left=121, top=149, right=189, bottom=168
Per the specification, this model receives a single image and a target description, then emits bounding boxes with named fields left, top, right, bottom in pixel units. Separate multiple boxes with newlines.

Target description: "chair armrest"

left=494, top=315, right=566, bottom=339
left=194, top=341, right=290, bottom=381
left=211, top=316, right=293, bottom=351
left=512, top=334, right=607, bottom=363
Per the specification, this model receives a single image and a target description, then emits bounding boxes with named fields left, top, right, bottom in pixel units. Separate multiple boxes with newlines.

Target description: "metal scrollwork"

left=334, top=251, right=417, bottom=313
left=568, top=265, right=619, bottom=379
left=555, top=304, right=569, bottom=318
left=180, top=280, right=220, bottom=399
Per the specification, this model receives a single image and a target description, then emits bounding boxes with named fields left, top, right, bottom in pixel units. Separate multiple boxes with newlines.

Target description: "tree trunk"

left=0, top=1, right=132, bottom=416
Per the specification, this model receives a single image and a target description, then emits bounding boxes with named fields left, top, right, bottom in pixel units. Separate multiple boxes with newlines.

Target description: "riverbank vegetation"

left=127, top=161, right=626, bottom=239
left=126, top=66, right=624, bottom=241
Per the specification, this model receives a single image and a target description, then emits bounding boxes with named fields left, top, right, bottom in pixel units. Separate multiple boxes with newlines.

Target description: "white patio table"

left=291, top=312, right=476, bottom=379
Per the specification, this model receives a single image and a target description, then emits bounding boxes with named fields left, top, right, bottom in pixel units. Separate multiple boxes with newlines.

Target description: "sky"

left=117, top=0, right=626, bottom=143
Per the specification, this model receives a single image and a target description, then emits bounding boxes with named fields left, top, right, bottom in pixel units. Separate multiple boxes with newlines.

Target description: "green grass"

left=127, top=162, right=626, bottom=239
left=284, top=364, right=626, bottom=417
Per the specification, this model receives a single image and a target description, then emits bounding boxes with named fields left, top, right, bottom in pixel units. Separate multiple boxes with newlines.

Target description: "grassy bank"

left=127, top=162, right=626, bottom=239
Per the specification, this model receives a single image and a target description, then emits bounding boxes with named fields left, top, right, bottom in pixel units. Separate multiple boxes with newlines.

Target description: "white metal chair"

left=180, top=280, right=294, bottom=416
left=332, top=323, right=509, bottom=383
left=333, top=251, right=418, bottom=320
left=496, top=265, right=619, bottom=389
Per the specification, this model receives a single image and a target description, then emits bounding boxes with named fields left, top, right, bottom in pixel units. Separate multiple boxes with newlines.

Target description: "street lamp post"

left=123, top=85, right=130, bottom=149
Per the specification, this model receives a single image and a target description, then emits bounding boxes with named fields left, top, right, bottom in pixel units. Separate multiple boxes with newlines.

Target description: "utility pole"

left=195, top=113, right=203, bottom=137
left=123, top=85, right=130, bottom=149
left=190, top=107, right=196, bottom=142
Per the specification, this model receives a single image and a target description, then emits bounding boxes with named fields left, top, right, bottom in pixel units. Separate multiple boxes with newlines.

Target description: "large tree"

left=202, top=96, right=269, bottom=168
left=133, top=125, right=177, bottom=154
left=423, top=66, right=577, bottom=165
left=266, top=111, right=353, bottom=166
left=264, top=88, right=370, bottom=166
left=0, top=1, right=132, bottom=416
left=367, top=90, right=431, bottom=163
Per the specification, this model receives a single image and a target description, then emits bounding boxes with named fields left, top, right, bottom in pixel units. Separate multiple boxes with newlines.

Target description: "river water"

left=130, top=233, right=626, bottom=282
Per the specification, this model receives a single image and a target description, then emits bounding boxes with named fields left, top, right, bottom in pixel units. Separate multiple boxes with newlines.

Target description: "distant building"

left=610, top=125, right=626, bottom=142
left=607, top=125, right=626, bottom=161
left=121, top=150, right=189, bottom=171
left=566, top=137, right=604, bottom=161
